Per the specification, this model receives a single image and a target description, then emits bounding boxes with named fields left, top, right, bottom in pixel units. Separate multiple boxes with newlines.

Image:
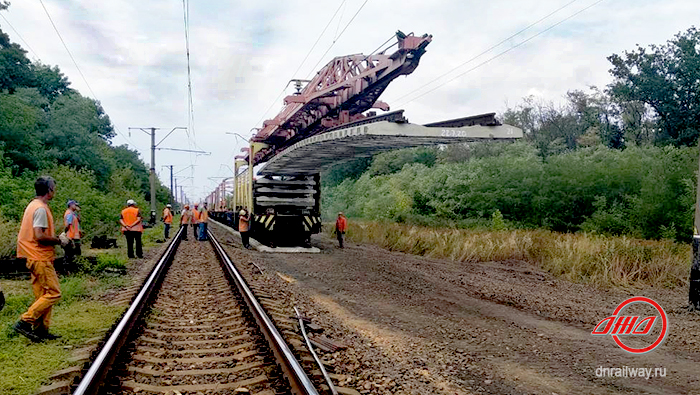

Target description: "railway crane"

left=208, top=31, right=523, bottom=247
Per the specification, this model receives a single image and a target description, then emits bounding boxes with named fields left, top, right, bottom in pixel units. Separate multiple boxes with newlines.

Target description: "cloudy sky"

left=1, top=0, right=698, bottom=201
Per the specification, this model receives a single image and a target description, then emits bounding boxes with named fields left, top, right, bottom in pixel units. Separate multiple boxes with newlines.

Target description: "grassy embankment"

left=335, top=220, right=690, bottom=289
left=0, top=223, right=167, bottom=395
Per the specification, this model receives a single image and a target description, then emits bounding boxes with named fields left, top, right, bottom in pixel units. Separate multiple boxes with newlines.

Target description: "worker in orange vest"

left=180, top=204, right=192, bottom=240
left=14, top=176, right=68, bottom=342
left=120, top=200, right=144, bottom=259
left=62, top=200, right=82, bottom=266
left=198, top=203, right=209, bottom=241
left=334, top=212, right=347, bottom=248
left=192, top=203, right=201, bottom=240
left=238, top=207, right=251, bottom=249
left=162, top=204, right=173, bottom=239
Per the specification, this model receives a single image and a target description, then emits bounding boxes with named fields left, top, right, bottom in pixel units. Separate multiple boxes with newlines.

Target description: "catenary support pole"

left=150, top=128, right=157, bottom=222
left=169, top=165, right=174, bottom=207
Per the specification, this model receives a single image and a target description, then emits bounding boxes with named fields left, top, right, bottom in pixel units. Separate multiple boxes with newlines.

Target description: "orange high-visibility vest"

left=17, top=199, right=56, bottom=261
left=192, top=209, right=201, bottom=224
left=199, top=209, right=209, bottom=222
left=181, top=210, right=192, bottom=224
left=64, top=208, right=80, bottom=239
left=336, top=216, right=347, bottom=232
left=163, top=208, right=173, bottom=224
left=239, top=214, right=250, bottom=232
left=120, top=207, right=143, bottom=232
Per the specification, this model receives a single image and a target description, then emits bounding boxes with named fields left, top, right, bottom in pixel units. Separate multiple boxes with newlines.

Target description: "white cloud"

left=2, top=0, right=699, bottom=199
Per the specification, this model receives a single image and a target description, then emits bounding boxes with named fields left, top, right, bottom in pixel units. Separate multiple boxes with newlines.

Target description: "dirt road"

left=212, top=223, right=700, bottom=394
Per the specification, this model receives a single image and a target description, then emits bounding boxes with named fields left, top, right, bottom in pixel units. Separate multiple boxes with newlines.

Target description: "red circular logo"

left=592, top=296, right=668, bottom=354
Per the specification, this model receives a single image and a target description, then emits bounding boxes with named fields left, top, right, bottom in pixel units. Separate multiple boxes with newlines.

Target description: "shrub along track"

left=71, top=227, right=328, bottom=395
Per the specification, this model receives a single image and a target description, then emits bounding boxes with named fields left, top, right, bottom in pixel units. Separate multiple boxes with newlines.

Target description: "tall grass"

left=339, top=221, right=690, bottom=288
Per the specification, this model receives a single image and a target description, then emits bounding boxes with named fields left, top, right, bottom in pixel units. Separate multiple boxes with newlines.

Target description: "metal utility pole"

left=162, top=165, right=174, bottom=206
left=129, top=126, right=207, bottom=223
left=150, top=128, right=156, bottom=218
left=690, top=146, right=700, bottom=310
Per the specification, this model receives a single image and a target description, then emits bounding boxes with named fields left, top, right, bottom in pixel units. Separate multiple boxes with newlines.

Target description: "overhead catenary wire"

left=397, top=0, right=607, bottom=107
left=392, top=0, right=581, bottom=105
left=182, top=0, right=195, bottom=140
left=37, top=0, right=137, bottom=148
left=0, top=12, right=40, bottom=60
left=39, top=0, right=97, bottom=100
left=304, top=0, right=371, bottom=80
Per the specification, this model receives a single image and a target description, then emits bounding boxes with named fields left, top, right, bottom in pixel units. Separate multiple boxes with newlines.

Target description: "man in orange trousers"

left=14, top=176, right=68, bottom=342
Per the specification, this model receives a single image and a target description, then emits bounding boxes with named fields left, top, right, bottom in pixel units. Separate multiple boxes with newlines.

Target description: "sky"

left=1, top=0, right=699, bottom=201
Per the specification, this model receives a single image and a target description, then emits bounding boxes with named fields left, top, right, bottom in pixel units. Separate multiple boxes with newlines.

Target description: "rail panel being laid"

left=258, top=117, right=523, bottom=175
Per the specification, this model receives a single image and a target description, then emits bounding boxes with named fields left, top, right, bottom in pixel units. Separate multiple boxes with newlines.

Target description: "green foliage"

left=491, top=209, right=506, bottom=230
left=321, top=157, right=372, bottom=188
left=94, top=254, right=127, bottom=273
left=0, top=276, right=125, bottom=395
left=608, top=27, right=700, bottom=146
left=322, top=143, right=697, bottom=242
left=367, top=147, right=437, bottom=176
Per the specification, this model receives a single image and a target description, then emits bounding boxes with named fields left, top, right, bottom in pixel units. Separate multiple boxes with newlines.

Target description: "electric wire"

left=182, top=0, right=195, bottom=140
left=0, top=12, right=40, bottom=60
left=392, top=0, right=581, bottom=104
left=333, top=0, right=348, bottom=41
left=397, top=0, right=607, bottom=107
left=39, top=0, right=96, bottom=99
left=38, top=0, right=136, bottom=148
left=304, top=0, right=371, bottom=80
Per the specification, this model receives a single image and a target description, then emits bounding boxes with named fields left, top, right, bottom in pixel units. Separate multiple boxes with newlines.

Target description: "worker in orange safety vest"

left=63, top=199, right=82, bottom=266
left=238, top=207, right=251, bottom=249
left=180, top=204, right=192, bottom=240
left=162, top=204, right=173, bottom=239
left=120, top=200, right=144, bottom=259
left=334, top=212, right=347, bottom=248
left=14, top=176, right=68, bottom=342
left=192, top=203, right=201, bottom=240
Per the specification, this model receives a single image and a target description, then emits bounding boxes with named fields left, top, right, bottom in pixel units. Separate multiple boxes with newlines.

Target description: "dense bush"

left=322, top=142, right=698, bottom=242
left=0, top=163, right=151, bottom=257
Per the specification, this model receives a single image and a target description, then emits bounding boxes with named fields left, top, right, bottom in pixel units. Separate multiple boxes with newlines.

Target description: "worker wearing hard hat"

left=120, top=199, right=143, bottom=259
left=238, top=207, right=251, bottom=249
left=191, top=203, right=201, bottom=240
left=180, top=204, right=192, bottom=240
left=162, top=204, right=173, bottom=239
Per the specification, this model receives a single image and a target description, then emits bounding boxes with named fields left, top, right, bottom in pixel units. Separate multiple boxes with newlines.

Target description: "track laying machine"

left=208, top=31, right=523, bottom=246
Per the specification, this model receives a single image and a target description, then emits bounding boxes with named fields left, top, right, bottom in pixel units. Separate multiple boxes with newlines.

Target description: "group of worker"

left=176, top=203, right=209, bottom=241
left=7, top=175, right=350, bottom=342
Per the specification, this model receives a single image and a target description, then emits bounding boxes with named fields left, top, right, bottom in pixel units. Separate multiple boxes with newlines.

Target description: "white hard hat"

left=239, top=210, right=246, bottom=216
left=127, top=199, right=136, bottom=206
left=166, top=204, right=172, bottom=208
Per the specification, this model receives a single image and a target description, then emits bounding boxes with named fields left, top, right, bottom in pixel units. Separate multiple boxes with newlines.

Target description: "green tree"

left=608, top=27, right=700, bottom=146
left=0, top=89, right=44, bottom=173
left=0, top=29, right=32, bottom=92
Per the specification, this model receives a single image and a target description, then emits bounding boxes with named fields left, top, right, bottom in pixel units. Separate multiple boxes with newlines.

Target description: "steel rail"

left=207, top=230, right=320, bottom=395
left=73, top=226, right=184, bottom=395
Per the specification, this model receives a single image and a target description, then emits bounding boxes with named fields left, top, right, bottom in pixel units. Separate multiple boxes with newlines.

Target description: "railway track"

left=71, top=227, right=322, bottom=395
